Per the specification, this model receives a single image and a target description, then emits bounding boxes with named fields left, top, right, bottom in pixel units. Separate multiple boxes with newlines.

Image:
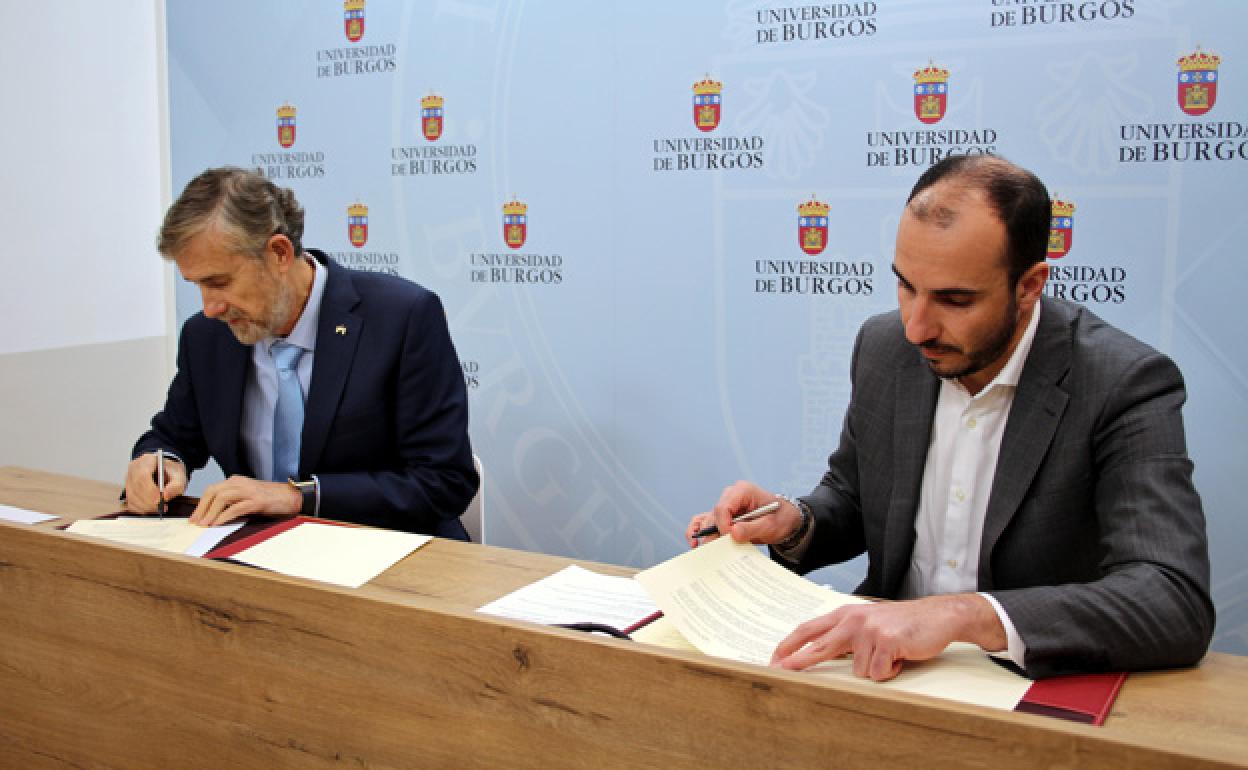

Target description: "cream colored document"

left=635, top=537, right=1031, bottom=711
left=67, top=517, right=217, bottom=554
left=635, top=536, right=867, bottom=664
left=231, top=522, right=431, bottom=588
left=629, top=614, right=700, bottom=652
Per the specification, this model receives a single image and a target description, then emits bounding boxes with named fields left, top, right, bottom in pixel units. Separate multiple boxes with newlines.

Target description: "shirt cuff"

left=979, top=592, right=1027, bottom=668
left=309, top=473, right=321, bottom=518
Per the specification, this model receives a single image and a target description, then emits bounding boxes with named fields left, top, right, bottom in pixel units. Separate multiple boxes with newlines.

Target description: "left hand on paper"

left=189, top=475, right=301, bottom=527
left=770, top=594, right=1007, bottom=681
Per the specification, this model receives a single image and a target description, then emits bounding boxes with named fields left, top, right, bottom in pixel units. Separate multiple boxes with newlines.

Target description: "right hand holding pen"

left=685, top=481, right=804, bottom=548
left=123, top=452, right=187, bottom=513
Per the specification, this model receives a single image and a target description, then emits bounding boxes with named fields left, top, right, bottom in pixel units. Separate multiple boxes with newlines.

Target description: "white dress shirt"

left=897, top=301, right=1042, bottom=667
left=240, top=256, right=327, bottom=481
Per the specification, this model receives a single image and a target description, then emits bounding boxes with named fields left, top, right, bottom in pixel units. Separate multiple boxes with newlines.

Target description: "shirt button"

left=966, top=417, right=977, bottom=429
left=946, top=559, right=958, bottom=569
left=953, top=488, right=966, bottom=503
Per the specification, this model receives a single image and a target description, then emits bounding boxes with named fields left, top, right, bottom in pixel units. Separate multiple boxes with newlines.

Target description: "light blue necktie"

left=271, top=341, right=305, bottom=482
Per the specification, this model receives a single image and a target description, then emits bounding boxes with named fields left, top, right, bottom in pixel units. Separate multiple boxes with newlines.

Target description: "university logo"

left=276, top=104, right=296, bottom=148
left=422, top=94, right=444, bottom=141
left=348, top=203, right=368, bottom=248
left=503, top=198, right=527, bottom=249
left=1177, top=48, right=1220, bottom=117
left=693, top=77, right=722, bottom=132
left=344, top=0, right=365, bottom=43
left=797, top=196, right=830, bottom=256
left=913, top=64, right=949, bottom=124
left=1047, top=198, right=1075, bottom=259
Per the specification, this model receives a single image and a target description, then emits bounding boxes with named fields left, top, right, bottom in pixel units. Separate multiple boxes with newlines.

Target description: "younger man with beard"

left=688, top=155, right=1213, bottom=679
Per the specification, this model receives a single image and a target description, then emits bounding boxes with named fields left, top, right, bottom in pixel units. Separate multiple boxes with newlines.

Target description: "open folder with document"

left=478, top=536, right=1032, bottom=711
left=634, top=537, right=1034, bottom=711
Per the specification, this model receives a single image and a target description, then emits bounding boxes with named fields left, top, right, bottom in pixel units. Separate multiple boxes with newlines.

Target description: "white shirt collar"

left=993, top=298, right=1042, bottom=389
left=960, top=298, right=1042, bottom=397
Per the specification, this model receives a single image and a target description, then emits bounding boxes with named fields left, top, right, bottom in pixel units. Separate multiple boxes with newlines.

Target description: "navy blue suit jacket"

left=134, top=250, right=478, bottom=538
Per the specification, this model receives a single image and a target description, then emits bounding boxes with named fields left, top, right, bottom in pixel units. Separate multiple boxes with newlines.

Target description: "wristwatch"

left=287, top=477, right=320, bottom=517
left=775, top=494, right=813, bottom=551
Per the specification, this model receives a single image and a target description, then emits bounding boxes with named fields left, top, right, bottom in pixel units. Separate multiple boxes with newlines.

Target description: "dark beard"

left=924, top=295, right=1018, bottom=382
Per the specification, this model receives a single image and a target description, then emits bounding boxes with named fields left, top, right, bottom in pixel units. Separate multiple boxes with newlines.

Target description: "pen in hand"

left=692, top=500, right=782, bottom=539
left=156, top=448, right=166, bottom=520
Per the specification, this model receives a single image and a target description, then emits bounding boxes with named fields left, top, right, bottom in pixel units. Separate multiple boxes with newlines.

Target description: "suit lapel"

left=881, top=351, right=939, bottom=596
left=214, top=330, right=251, bottom=476
left=977, top=299, right=1072, bottom=588
left=300, top=256, right=363, bottom=475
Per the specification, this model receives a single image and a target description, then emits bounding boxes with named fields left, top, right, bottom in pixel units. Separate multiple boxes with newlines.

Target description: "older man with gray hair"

left=124, top=167, right=477, bottom=538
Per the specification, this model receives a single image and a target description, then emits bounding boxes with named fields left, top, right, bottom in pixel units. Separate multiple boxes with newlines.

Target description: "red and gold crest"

left=276, top=104, right=296, bottom=148
left=913, top=64, right=949, bottom=125
left=1047, top=199, right=1075, bottom=260
left=422, top=94, right=444, bottom=141
left=344, top=0, right=365, bottom=43
left=503, top=198, right=527, bottom=249
left=348, top=203, right=368, bottom=248
left=693, top=78, right=722, bottom=132
left=1177, top=48, right=1219, bottom=116
left=797, top=197, right=830, bottom=256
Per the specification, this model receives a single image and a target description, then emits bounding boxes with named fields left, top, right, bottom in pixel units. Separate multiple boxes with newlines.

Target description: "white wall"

left=0, top=1, right=171, bottom=484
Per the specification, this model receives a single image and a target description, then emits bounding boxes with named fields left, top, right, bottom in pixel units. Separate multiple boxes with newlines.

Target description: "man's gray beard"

left=226, top=279, right=296, bottom=345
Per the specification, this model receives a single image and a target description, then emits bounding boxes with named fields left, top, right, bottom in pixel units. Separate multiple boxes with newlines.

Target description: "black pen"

left=156, top=448, right=166, bottom=520
left=692, top=500, right=781, bottom=539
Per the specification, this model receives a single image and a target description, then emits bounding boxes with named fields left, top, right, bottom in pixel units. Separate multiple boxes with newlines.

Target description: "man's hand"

left=189, top=476, right=302, bottom=527
left=123, top=453, right=188, bottom=513
left=770, top=594, right=1008, bottom=681
left=685, top=481, right=803, bottom=548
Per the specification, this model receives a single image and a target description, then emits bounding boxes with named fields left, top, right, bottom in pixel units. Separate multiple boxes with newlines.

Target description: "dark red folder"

left=1016, top=671, right=1127, bottom=725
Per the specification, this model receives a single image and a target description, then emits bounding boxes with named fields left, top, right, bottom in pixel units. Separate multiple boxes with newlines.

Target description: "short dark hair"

left=905, top=155, right=1050, bottom=284
left=157, top=167, right=305, bottom=260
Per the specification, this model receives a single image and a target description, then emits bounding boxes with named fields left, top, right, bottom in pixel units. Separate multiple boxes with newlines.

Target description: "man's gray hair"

left=157, top=167, right=305, bottom=260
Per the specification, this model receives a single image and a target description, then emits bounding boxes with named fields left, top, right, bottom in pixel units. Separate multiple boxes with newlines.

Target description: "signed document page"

left=635, top=537, right=1030, bottom=711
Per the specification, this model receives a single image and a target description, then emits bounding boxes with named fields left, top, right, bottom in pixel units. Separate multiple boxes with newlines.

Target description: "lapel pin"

left=335, top=325, right=347, bottom=336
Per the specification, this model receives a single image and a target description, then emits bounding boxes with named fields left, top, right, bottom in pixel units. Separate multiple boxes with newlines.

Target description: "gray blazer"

left=789, top=296, right=1214, bottom=678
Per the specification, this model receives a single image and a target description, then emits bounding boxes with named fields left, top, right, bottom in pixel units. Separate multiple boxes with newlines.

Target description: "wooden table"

left=1, top=466, right=1245, bottom=769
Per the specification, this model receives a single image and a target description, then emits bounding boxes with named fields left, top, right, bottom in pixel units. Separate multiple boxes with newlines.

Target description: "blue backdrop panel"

left=167, top=0, right=1248, bottom=654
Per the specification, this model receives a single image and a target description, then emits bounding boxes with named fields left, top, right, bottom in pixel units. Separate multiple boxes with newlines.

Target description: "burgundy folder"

left=1016, top=671, right=1127, bottom=725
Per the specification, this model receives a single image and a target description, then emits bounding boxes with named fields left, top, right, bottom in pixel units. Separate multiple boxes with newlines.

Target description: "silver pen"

left=156, top=448, right=166, bottom=520
left=692, top=500, right=781, bottom=539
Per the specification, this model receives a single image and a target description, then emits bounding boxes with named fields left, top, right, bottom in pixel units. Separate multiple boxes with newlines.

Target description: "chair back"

left=461, top=454, right=484, bottom=543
